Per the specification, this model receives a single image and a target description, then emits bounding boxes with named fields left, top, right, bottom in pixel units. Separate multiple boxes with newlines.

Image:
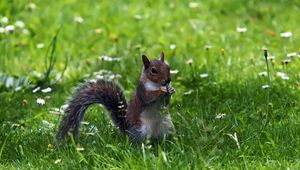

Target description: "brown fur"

left=57, top=52, right=174, bottom=142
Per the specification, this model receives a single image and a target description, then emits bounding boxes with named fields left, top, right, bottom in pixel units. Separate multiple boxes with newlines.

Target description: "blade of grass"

left=0, top=135, right=8, bottom=160
left=70, top=133, right=89, bottom=165
left=42, top=27, right=61, bottom=85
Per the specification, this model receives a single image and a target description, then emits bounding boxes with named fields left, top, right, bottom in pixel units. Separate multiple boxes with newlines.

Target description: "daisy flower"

left=287, top=52, right=297, bottom=57
left=186, top=58, right=193, bottom=65
left=189, top=2, right=199, bottom=8
left=74, top=16, right=84, bottom=24
left=276, top=72, right=289, bottom=80
left=41, top=87, right=52, bottom=93
left=37, top=98, right=46, bottom=105
left=216, top=113, right=226, bottom=119
left=15, top=20, right=25, bottom=28
left=5, top=25, right=15, bottom=33
left=37, top=43, right=45, bottom=49
left=1, top=17, right=8, bottom=24
left=170, top=70, right=179, bottom=74
left=262, top=85, right=270, bottom=89
left=169, top=44, right=176, bottom=50
left=280, top=32, right=292, bottom=38
left=200, top=73, right=208, bottom=78
left=258, top=72, right=267, bottom=76
left=236, top=27, right=247, bottom=33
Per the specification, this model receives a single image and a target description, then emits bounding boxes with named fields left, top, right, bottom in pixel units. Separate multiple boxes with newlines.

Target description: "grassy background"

left=1, top=0, right=300, bottom=169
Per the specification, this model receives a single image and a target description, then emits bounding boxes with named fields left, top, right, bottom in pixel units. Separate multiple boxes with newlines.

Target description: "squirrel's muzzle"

left=161, top=78, right=171, bottom=86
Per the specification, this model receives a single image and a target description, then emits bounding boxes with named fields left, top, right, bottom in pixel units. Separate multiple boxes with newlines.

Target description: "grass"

left=1, top=0, right=300, bottom=169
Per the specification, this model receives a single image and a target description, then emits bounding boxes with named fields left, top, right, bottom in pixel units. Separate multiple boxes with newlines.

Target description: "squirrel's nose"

left=162, top=78, right=171, bottom=86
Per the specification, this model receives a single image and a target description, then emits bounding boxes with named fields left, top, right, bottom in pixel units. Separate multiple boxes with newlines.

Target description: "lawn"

left=1, top=0, right=300, bottom=169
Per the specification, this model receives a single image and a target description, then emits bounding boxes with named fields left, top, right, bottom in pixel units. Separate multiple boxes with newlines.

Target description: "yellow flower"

left=47, top=143, right=53, bottom=151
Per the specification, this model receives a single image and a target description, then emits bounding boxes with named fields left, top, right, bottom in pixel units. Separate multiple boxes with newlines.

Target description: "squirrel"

left=57, top=52, right=175, bottom=143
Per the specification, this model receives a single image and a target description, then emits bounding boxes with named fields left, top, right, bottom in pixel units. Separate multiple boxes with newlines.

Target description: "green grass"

left=1, top=0, right=300, bottom=169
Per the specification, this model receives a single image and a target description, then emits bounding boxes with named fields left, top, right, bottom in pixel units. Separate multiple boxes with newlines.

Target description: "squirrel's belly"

left=139, top=113, right=174, bottom=139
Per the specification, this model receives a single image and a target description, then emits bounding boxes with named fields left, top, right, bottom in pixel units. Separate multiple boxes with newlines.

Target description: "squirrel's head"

left=142, top=52, right=171, bottom=86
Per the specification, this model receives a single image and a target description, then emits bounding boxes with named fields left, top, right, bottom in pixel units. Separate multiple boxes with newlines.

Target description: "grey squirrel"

left=57, top=52, right=175, bottom=142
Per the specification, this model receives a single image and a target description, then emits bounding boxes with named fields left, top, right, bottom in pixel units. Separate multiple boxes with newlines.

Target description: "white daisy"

left=216, top=113, right=226, bottom=119
left=283, top=59, right=292, bottom=64
left=99, top=55, right=112, bottom=61
left=74, top=16, right=84, bottom=24
left=134, top=14, right=142, bottom=20
left=236, top=27, right=247, bottom=33
left=41, top=87, right=52, bottom=93
left=36, top=43, right=45, bottom=49
left=81, top=121, right=90, bottom=125
left=98, top=55, right=120, bottom=62
left=204, top=45, right=212, bottom=49
left=189, top=2, right=199, bottom=8
left=5, top=25, right=15, bottom=33
left=170, top=70, right=179, bottom=74
left=186, top=58, right=193, bottom=65
left=108, top=74, right=122, bottom=81
left=262, top=85, right=270, bottom=89
left=287, top=52, right=297, bottom=57
left=1, top=17, right=8, bottom=24
left=0, top=27, right=5, bottom=33
left=27, top=2, right=36, bottom=10
left=22, top=29, right=29, bottom=35
left=169, top=44, right=176, bottom=50
left=280, top=32, right=292, bottom=38
left=32, top=86, right=41, bottom=93
left=200, top=73, right=208, bottom=78
left=276, top=72, right=289, bottom=80
left=258, top=72, right=267, bottom=76
left=95, top=75, right=104, bottom=80
left=89, top=79, right=97, bottom=83
left=267, top=55, right=275, bottom=60
left=15, top=20, right=25, bottom=28
left=54, top=159, right=62, bottom=164
left=76, top=147, right=85, bottom=151
left=37, top=98, right=46, bottom=105
left=60, top=104, right=68, bottom=111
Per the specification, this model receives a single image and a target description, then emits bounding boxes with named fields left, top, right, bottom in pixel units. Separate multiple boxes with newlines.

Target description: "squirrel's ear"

left=142, top=55, right=150, bottom=69
left=160, top=52, right=165, bottom=62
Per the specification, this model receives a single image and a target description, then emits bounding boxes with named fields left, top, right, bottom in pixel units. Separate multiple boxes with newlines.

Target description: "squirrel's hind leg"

left=127, top=126, right=146, bottom=144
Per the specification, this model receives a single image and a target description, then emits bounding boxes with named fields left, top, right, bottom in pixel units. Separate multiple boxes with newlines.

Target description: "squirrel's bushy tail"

left=57, top=80, right=128, bottom=140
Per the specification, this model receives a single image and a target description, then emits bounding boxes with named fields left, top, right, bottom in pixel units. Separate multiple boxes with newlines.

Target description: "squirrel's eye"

left=151, top=67, right=158, bottom=74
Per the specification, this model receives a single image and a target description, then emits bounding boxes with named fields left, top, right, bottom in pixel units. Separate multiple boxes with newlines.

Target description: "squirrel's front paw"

left=160, top=86, right=168, bottom=93
left=160, top=86, right=175, bottom=94
left=167, top=87, right=175, bottom=94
